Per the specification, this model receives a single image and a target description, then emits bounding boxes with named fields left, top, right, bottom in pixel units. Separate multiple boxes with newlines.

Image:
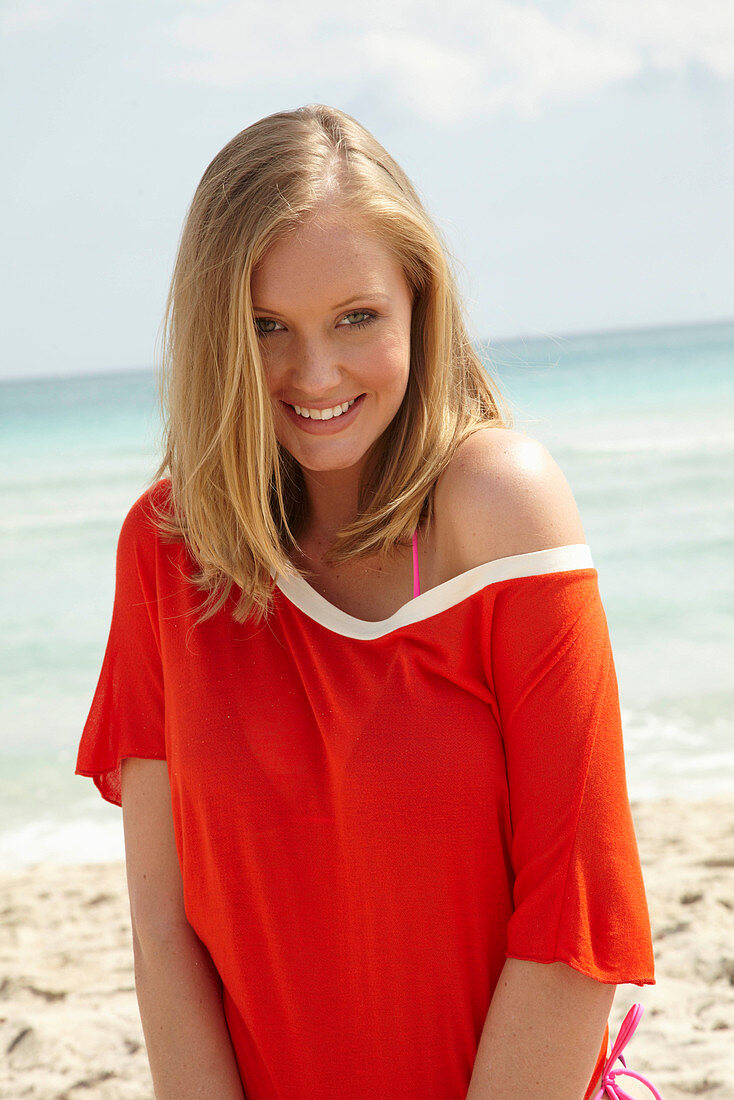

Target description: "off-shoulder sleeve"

left=486, top=565, right=655, bottom=986
left=75, top=492, right=166, bottom=807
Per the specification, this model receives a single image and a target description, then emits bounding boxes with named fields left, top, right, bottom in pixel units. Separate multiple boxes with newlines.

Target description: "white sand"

left=1, top=797, right=733, bottom=1099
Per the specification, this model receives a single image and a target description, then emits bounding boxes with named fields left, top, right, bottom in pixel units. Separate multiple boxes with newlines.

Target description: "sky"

left=1, top=0, right=733, bottom=380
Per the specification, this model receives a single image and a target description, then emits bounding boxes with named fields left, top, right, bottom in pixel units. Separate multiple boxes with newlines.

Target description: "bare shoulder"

left=433, top=426, right=586, bottom=573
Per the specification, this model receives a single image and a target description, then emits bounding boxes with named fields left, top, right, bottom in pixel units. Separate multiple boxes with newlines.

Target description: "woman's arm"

left=466, top=958, right=614, bottom=1099
left=121, top=757, right=246, bottom=1100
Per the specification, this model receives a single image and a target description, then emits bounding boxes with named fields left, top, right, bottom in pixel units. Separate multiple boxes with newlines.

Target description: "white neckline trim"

left=273, top=543, right=594, bottom=640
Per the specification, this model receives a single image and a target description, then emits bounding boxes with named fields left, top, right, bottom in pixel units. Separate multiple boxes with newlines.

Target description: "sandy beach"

left=1, top=796, right=733, bottom=1099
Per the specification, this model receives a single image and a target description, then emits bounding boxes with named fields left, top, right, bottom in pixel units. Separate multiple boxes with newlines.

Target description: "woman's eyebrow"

left=332, top=292, right=391, bottom=310
left=252, top=292, right=391, bottom=314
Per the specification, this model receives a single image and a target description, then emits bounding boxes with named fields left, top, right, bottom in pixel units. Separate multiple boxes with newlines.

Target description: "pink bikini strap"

left=412, top=529, right=421, bottom=598
left=591, top=1005, right=662, bottom=1100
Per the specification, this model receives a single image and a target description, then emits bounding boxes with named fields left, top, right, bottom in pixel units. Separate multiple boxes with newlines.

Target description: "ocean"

left=1, top=319, right=733, bottom=870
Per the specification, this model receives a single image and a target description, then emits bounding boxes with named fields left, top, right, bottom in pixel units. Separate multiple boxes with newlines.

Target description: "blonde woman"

left=76, top=104, right=655, bottom=1099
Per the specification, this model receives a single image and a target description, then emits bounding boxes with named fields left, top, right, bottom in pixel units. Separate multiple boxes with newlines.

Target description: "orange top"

left=76, top=482, right=655, bottom=1099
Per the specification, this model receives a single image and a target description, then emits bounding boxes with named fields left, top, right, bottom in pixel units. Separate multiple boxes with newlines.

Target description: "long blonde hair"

left=153, top=103, right=512, bottom=625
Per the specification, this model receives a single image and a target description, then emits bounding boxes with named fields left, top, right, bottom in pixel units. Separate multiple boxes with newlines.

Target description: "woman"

left=76, top=104, right=656, bottom=1099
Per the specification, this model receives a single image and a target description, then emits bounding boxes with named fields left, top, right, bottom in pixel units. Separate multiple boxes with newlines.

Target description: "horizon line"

left=3, top=314, right=733, bottom=385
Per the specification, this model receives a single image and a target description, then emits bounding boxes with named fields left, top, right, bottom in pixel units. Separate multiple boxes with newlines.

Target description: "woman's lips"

left=281, top=393, right=366, bottom=433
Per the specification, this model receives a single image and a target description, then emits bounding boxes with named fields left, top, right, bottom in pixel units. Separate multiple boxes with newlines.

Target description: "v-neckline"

left=273, top=543, right=593, bottom=640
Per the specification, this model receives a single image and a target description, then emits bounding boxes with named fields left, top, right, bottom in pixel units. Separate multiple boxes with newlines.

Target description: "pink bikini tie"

left=592, top=1005, right=662, bottom=1100
left=412, top=529, right=421, bottom=598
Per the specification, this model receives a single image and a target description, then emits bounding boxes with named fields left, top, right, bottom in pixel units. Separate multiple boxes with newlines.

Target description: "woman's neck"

left=299, top=465, right=363, bottom=546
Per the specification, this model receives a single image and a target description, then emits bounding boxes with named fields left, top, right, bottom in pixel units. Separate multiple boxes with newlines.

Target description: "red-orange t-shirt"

left=76, top=482, right=655, bottom=1099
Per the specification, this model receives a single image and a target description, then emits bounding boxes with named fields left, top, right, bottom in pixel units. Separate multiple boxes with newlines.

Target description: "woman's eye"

left=255, top=317, right=283, bottom=335
left=340, top=310, right=374, bottom=328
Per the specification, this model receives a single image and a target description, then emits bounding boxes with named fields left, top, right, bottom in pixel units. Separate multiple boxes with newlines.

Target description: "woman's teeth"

left=292, top=398, right=358, bottom=420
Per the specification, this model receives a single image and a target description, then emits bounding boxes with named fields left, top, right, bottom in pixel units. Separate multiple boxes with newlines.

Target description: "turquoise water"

left=1, top=320, right=733, bottom=869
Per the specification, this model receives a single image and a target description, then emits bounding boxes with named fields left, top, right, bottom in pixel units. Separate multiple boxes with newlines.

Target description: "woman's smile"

left=279, top=393, right=366, bottom=432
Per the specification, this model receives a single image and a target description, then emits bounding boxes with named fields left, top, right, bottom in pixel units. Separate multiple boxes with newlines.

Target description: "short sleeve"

left=75, top=492, right=166, bottom=807
left=486, top=566, right=655, bottom=986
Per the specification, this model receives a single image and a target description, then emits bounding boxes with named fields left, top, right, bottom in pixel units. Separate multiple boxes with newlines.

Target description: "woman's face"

left=250, top=209, right=414, bottom=476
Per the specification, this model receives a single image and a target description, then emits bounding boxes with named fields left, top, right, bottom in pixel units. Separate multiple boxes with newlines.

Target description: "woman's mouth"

left=281, top=393, right=366, bottom=432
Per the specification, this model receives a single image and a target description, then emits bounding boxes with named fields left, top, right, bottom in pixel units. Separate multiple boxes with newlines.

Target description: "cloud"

left=167, top=0, right=734, bottom=122
left=1, top=0, right=91, bottom=31
left=581, top=0, right=734, bottom=81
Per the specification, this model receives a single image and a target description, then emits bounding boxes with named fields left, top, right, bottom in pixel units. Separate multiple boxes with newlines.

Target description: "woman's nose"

left=288, top=335, right=342, bottom=396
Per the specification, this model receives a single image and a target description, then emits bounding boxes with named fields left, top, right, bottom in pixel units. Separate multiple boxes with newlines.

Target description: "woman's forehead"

left=251, top=213, right=408, bottom=312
